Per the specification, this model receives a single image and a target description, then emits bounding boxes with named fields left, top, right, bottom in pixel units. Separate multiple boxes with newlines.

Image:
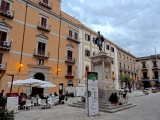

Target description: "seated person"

left=81, top=95, right=85, bottom=102
left=54, top=92, right=58, bottom=96
left=109, top=93, right=114, bottom=104
left=39, top=93, right=46, bottom=99
left=20, top=96, right=26, bottom=109
left=113, top=92, right=119, bottom=106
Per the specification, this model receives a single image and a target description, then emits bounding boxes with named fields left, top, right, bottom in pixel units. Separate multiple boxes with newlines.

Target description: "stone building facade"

left=136, top=54, right=160, bottom=89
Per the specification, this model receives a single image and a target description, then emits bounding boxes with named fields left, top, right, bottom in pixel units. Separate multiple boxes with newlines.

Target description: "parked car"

left=145, top=87, right=155, bottom=90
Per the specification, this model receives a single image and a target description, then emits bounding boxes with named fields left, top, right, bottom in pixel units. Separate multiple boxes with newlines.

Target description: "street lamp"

left=19, top=63, right=23, bottom=73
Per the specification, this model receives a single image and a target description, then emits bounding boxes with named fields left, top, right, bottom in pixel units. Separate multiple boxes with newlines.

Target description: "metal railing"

left=67, top=34, right=80, bottom=42
left=0, top=41, right=11, bottom=49
left=34, top=49, right=50, bottom=58
left=0, top=6, right=14, bottom=18
left=39, top=0, right=53, bottom=9
left=0, top=62, right=7, bottom=70
left=65, top=56, right=76, bottom=63
left=37, top=21, right=51, bottom=31
left=65, top=71, right=75, bottom=76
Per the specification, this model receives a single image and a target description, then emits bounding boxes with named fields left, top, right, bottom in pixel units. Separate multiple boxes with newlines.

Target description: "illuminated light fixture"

left=58, top=68, right=61, bottom=72
left=20, top=63, right=23, bottom=67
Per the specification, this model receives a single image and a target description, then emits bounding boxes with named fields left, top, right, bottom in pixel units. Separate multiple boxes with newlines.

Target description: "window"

left=119, top=53, right=121, bottom=58
left=0, top=31, right=7, bottom=42
left=142, top=62, right=146, bottom=68
left=74, top=32, right=78, bottom=40
left=38, top=42, right=46, bottom=55
left=154, top=72, right=158, bottom=79
left=123, top=55, right=125, bottom=60
left=85, top=49, right=90, bottom=57
left=111, top=47, right=114, bottom=52
left=93, top=51, right=95, bottom=56
left=112, top=60, right=114, bottom=65
left=120, top=63, right=121, bottom=68
left=69, top=30, right=72, bottom=38
left=85, top=66, right=89, bottom=72
left=143, top=72, right=147, bottom=79
left=37, top=59, right=44, bottom=65
left=43, top=0, right=48, bottom=4
left=0, top=53, right=3, bottom=64
left=106, top=44, right=109, bottom=50
left=153, top=62, right=157, bottom=67
left=124, top=64, right=125, bottom=69
left=128, top=66, right=129, bottom=70
left=134, top=68, right=135, bottom=71
left=41, top=17, right=47, bottom=28
left=67, top=50, right=73, bottom=60
left=93, top=37, right=96, bottom=44
left=85, top=33, right=90, bottom=41
left=1, top=0, right=10, bottom=12
left=67, top=65, right=72, bottom=75
left=67, top=80, right=73, bottom=87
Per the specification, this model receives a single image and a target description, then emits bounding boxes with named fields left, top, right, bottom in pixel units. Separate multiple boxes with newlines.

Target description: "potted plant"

left=0, top=107, right=15, bottom=120
left=152, top=89, right=157, bottom=93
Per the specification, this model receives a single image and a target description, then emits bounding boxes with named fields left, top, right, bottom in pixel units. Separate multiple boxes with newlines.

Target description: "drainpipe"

left=57, top=11, right=61, bottom=75
left=19, top=2, right=28, bottom=73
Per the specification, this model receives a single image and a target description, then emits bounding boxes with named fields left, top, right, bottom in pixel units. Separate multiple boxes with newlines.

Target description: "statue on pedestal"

left=95, top=31, right=105, bottom=52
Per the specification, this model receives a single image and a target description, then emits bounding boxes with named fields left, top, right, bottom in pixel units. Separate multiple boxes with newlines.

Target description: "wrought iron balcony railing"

left=0, top=7, right=14, bottom=19
left=67, top=34, right=81, bottom=44
left=0, top=41, right=11, bottom=51
left=39, top=0, right=52, bottom=10
left=65, top=56, right=76, bottom=63
left=65, top=71, right=75, bottom=78
left=33, top=49, right=50, bottom=59
left=37, top=21, right=51, bottom=32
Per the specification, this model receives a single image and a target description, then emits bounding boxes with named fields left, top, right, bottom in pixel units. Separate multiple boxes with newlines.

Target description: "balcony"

left=67, top=34, right=81, bottom=44
left=39, top=0, right=52, bottom=10
left=33, top=49, right=50, bottom=59
left=65, top=71, right=75, bottom=78
left=0, top=7, right=14, bottom=19
left=65, top=56, right=76, bottom=64
left=0, top=41, right=11, bottom=51
left=0, top=62, right=7, bottom=74
left=37, top=22, right=51, bottom=32
left=141, top=77, right=149, bottom=80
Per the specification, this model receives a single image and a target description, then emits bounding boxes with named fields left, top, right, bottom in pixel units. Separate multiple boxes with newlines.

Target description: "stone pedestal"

left=90, top=52, right=117, bottom=102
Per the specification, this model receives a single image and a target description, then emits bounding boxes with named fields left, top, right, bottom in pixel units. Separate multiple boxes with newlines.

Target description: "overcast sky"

left=61, top=0, right=160, bottom=57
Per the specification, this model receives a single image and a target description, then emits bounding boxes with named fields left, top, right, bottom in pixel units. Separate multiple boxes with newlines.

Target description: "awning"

left=139, top=79, right=160, bottom=82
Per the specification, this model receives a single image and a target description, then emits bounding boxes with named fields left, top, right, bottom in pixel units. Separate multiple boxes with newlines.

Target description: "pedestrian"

left=109, top=93, right=114, bottom=104
left=113, top=92, right=119, bottom=106
left=0, top=90, right=4, bottom=98
left=123, top=87, right=128, bottom=101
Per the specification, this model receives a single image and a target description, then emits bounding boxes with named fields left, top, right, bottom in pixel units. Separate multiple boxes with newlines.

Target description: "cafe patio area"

left=15, top=91, right=160, bottom=120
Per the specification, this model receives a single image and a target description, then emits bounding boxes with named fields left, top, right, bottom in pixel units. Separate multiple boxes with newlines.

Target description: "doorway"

left=32, top=73, right=45, bottom=96
left=59, top=83, right=63, bottom=95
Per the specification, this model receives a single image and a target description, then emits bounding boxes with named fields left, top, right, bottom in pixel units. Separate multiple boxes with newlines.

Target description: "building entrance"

left=32, top=73, right=45, bottom=96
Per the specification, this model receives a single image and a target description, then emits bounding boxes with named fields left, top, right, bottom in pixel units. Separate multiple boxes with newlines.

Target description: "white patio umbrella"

left=3, top=80, right=24, bottom=93
left=3, top=80, right=23, bottom=87
left=38, top=83, right=56, bottom=88
left=19, top=78, right=53, bottom=94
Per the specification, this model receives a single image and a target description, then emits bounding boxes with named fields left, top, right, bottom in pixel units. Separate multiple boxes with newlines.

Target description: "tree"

left=119, top=73, right=135, bottom=92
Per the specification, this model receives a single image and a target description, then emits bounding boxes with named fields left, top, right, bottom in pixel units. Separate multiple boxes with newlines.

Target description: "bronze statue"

left=95, top=31, right=104, bottom=52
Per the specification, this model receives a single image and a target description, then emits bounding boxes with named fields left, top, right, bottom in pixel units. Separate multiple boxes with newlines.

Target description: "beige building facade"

left=0, top=0, right=81, bottom=95
left=117, top=47, right=137, bottom=89
left=78, top=24, right=119, bottom=89
left=136, top=54, right=160, bottom=89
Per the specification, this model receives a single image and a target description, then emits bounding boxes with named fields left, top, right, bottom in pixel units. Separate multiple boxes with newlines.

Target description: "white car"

left=145, top=87, right=155, bottom=90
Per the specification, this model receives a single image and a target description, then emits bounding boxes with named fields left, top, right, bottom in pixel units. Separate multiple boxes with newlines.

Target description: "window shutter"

left=6, top=2, right=10, bottom=11
left=1, top=32, right=7, bottom=41
left=88, top=35, right=90, bottom=41
left=0, top=53, right=3, bottom=64
left=75, top=32, right=78, bottom=40
left=69, top=30, right=72, bottom=38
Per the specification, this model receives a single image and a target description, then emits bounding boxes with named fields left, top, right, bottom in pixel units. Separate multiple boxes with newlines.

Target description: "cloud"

left=61, top=0, right=160, bottom=57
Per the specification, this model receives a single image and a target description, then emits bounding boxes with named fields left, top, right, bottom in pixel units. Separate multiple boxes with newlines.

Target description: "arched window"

left=67, top=80, right=73, bottom=87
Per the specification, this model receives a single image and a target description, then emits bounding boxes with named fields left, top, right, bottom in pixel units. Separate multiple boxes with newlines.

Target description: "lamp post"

left=7, top=74, right=14, bottom=93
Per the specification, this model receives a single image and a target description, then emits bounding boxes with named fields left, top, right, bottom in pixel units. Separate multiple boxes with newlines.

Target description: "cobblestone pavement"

left=15, top=91, right=160, bottom=120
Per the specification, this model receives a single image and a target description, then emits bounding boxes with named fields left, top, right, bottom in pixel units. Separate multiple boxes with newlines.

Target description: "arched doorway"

left=32, top=73, right=45, bottom=96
